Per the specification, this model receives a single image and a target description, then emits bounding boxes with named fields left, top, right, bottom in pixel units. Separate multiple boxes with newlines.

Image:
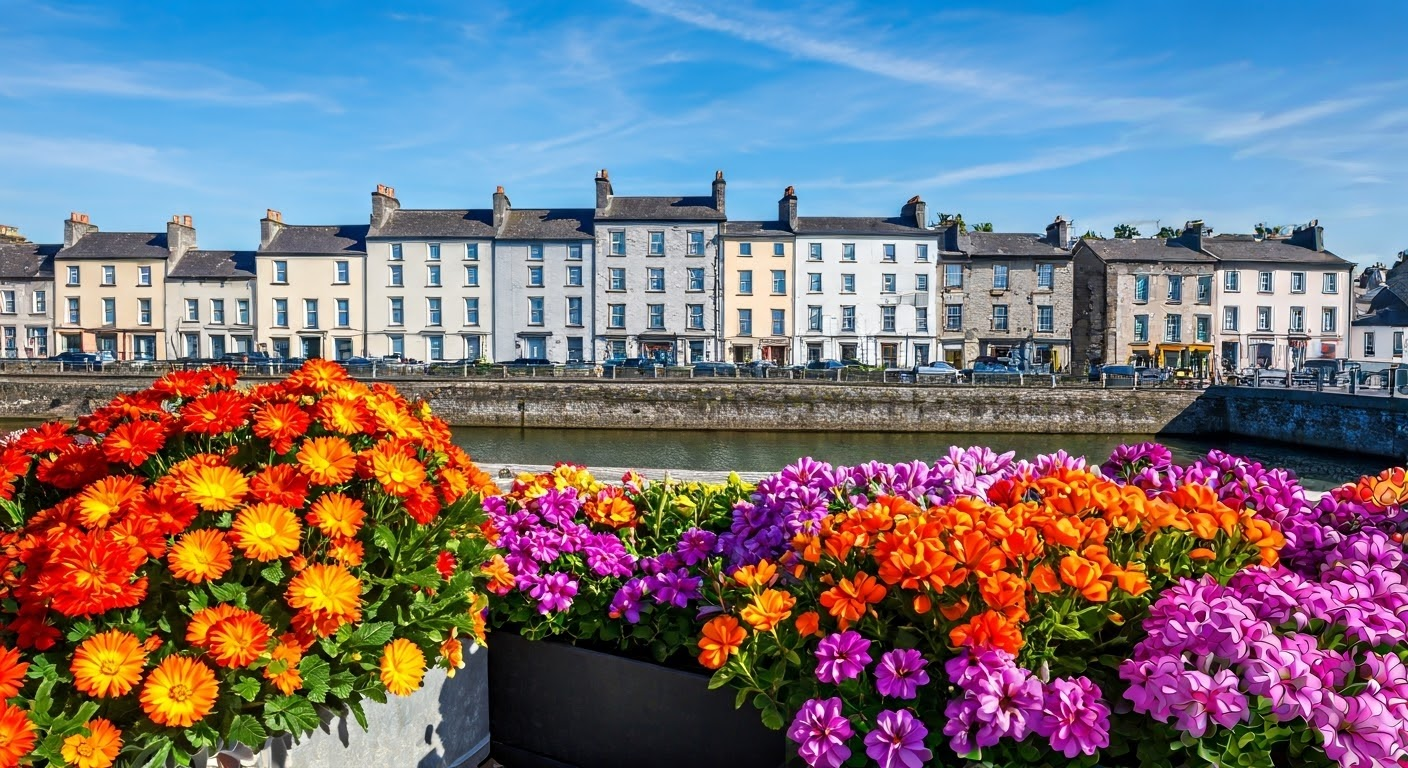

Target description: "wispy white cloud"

left=1204, top=98, right=1371, bottom=142
left=0, top=61, right=340, bottom=111
left=917, top=145, right=1129, bottom=186
left=0, top=132, right=196, bottom=186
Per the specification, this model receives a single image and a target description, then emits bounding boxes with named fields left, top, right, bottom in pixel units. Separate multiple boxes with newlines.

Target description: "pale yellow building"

left=719, top=188, right=797, bottom=364
left=166, top=242, right=257, bottom=360
left=256, top=210, right=368, bottom=360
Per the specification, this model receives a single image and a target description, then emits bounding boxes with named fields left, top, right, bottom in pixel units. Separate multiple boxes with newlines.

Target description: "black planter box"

left=489, top=632, right=785, bottom=768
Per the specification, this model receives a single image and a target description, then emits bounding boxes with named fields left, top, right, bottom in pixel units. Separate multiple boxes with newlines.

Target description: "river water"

left=454, top=427, right=1392, bottom=492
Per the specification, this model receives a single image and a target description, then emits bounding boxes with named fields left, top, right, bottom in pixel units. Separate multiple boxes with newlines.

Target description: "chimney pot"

left=715, top=170, right=724, bottom=180
left=496, top=185, right=504, bottom=194
left=785, top=185, right=795, bottom=196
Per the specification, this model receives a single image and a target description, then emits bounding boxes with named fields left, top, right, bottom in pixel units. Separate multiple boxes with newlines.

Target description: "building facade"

left=792, top=196, right=938, bottom=367
left=0, top=237, right=56, bottom=358
left=1350, top=255, right=1407, bottom=363
left=491, top=193, right=595, bottom=363
left=592, top=170, right=725, bottom=364
left=720, top=188, right=796, bottom=364
left=166, top=247, right=257, bottom=359
left=256, top=210, right=368, bottom=361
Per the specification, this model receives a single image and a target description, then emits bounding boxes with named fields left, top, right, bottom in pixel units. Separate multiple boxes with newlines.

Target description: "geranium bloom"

left=740, top=589, right=796, bottom=632
left=296, top=436, right=357, bottom=486
left=1170, top=669, right=1249, bottom=737
left=178, top=463, right=249, bottom=512
left=787, top=697, right=853, bottom=768
left=369, top=446, right=427, bottom=497
left=380, top=638, right=426, bottom=696
left=697, top=615, right=746, bottom=670
left=286, top=564, right=363, bottom=626
left=0, top=702, right=36, bottom=768
left=875, top=649, right=930, bottom=700
left=70, top=630, right=146, bottom=698
left=818, top=572, right=886, bottom=629
left=139, top=655, right=218, bottom=727
left=814, top=631, right=872, bottom=684
left=862, top=709, right=931, bottom=768
left=264, top=634, right=304, bottom=695
left=206, top=613, right=272, bottom=668
left=101, top=419, right=167, bottom=466
left=167, top=529, right=234, bottom=583
left=230, top=503, right=302, bottom=561
left=950, top=610, right=1024, bottom=655
left=306, top=493, right=366, bottom=538
left=1034, top=677, right=1112, bottom=758
left=60, top=718, right=121, bottom=768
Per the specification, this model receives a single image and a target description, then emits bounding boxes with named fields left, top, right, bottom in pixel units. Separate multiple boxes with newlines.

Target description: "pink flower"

left=814, top=631, right=872, bottom=685
left=972, top=663, right=1044, bottom=745
left=1120, top=654, right=1186, bottom=722
left=1171, top=669, right=1249, bottom=737
left=1313, top=693, right=1406, bottom=768
left=875, top=649, right=929, bottom=700
left=862, top=709, right=932, bottom=768
left=787, top=697, right=853, bottom=768
left=1034, top=677, right=1112, bottom=758
left=1241, top=636, right=1324, bottom=721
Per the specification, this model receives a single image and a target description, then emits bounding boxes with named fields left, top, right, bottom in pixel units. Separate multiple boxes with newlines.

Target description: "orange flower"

left=179, top=463, right=249, bottom=512
left=288, top=358, right=349, bottom=393
left=328, top=537, right=364, bottom=567
left=230, top=503, right=302, bottom=562
left=977, top=571, right=1028, bottom=622
left=939, top=596, right=971, bottom=621
left=369, top=446, right=427, bottom=497
left=697, top=615, right=746, bottom=670
left=101, top=419, right=167, bottom=466
left=380, top=638, right=426, bottom=696
left=60, top=717, right=121, bottom=768
left=0, top=702, right=36, bottom=768
left=71, top=630, right=146, bottom=698
left=168, top=529, right=233, bottom=583
left=37, top=444, right=109, bottom=490
left=252, top=402, right=313, bottom=455
left=206, top=613, right=272, bottom=669
left=584, top=489, right=636, bottom=529
left=740, top=589, right=796, bottom=632
left=297, top=436, right=357, bottom=486
left=0, top=648, right=26, bottom=700
left=286, top=564, right=363, bottom=627
left=733, top=560, right=778, bottom=588
left=441, top=633, right=465, bottom=678
left=482, top=556, right=516, bottom=596
left=794, top=611, right=820, bottom=638
left=250, top=464, right=310, bottom=508
left=1058, top=554, right=1110, bottom=602
left=1188, top=547, right=1217, bottom=561
left=186, top=604, right=248, bottom=648
left=35, top=532, right=148, bottom=617
left=139, top=656, right=218, bottom=727
left=180, top=390, right=251, bottom=434
left=950, top=610, right=1024, bottom=655
left=264, top=634, right=304, bottom=695
left=306, top=493, right=366, bottom=538
left=818, top=572, right=887, bottom=630
left=1030, top=564, right=1061, bottom=594
left=152, top=369, right=210, bottom=399
left=135, top=480, right=199, bottom=535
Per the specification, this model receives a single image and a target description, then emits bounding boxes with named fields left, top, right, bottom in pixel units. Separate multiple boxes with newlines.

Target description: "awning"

left=516, top=331, right=552, bottom=337
left=637, top=334, right=678, bottom=341
left=1156, top=344, right=1186, bottom=352
left=1187, top=344, right=1213, bottom=352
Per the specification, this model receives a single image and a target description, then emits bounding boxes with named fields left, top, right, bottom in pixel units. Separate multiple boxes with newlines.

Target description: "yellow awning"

left=1157, top=344, right=1187, bottom=352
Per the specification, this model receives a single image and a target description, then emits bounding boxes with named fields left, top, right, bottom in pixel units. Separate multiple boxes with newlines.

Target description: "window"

left=389, top=335, right=404, bottom=357
left=808, top=243, right=822, bottom=261
left=915, top=274, right=928, bottom=292
left=993, top=305, right=1009, bottom=331
left=1323, top=273, right=1338, bottom=294
left=211, top=299, right=225, bottom=325
left=808, top=306, right=823, bottom=332
left=739, top=242, right=752, bottom=256
left=428, top=264, right=442, bottom=287
left=272, top=260, right=288, bottom=284
left=138, top=266, right=151, bottom=286
left=772, top=309, right=785, bottom=336
left=842, top=243, right=855, bottom=262
left=807, top=273, right=821, bottom=293
left=1037, top=306, right=1054, bottom=333
left=1223, top=307, right=1239, bottom=331
left=648, top=304, right=665, bottom=329
left=608, top=304, right=625, bottom=329
left=426, top=335, right=443, bottom=361
left=335, top=261, right=349, bottom=284
left=1037, top=264, right=1054, bottom=289
left=1394, top=331, right=1404, bottom=356
left=464, top=298, right=479, bottom=326
left=138, top=298, right=151, bottom=326
left=66, top=266, right=79, bottom=286
left=1364, top=331, right=1376, bottom=357
left=464, top=265, right=479, bottom=287
left=1197, top=275, right=1212, bottom=304
left=738, top=309, right=753, bottom=336
left=1134, top=315, right=1149, bottom=342
left=1257, top=306, right=1272, bottom=332
left=528, top=266, right=543, bottom=287
left=1255, top=271, right=1272, bottom=293
left=528, top=244, right=543, bottom=261
left=567, top=297, right=583, bottom=326
left=687, top=304, right=704, bottom=330
left=610, top=231, right=626, bottom=255
left=528, top=297, right=544, bottom=326
left=304, top=299, right=319, bottom=329
left=568, top=244, right=582, bottom=260
left=389, top=297, right=404, bottom=325
left=944, top=264, right=963, bottom=288
left=916, top=244, right=929, bottom=262
left=945, top=305, right=962, bottom=331
left=688, top=268, right=705, bottom=292
left=1321, top=307, right=1337, bottom=333
left=883, top=244, right=896, bottom=262
left=842, top=274, right=856, bottom=293
left=771, top=270, right=786, bottom=294
left=428, top=243, right=440, bottom=261
left=65, top=297, right=79, bottom=324
left=840, top=306, right=855, bottom=332
left=0, top=292, right=11, bottom=314
left=687, top=231, right=704, bottom=255
left=1193, top=315, right=1210, bottom=342
left=1167, top=275, right=1183, bottom=303
left=102, top=298, right=115, bottom=325
left=1290, top=307, right=1305, bottom=332
left=388, top=264, right=404, bottom=287
left=993, top=265, right=1009, bottom=290
left=1164, top=314, right=1182, bottom=342
left=210, top=334, right=227, bottom=358
left=273, top=299, right=288, bottom=327
left=882, top=306, right=896, bottom=332
left=882, top=274, right=896, bottom=293
left=27, top=328, right=47, bottom=357
left=32, top=291, right=45, bottom=314
left=1291, top=272, right=1306, bottom=293
left=774, top=243, right=785, bottom=256
left=648, top=231, right=665, bottom=256
left=567, top=337, right=584, bottom=362
left=185, top=298, right=199, bottom=322
left=333, top=298, right=349, bottom=328
left=567, top=265, right=583, bottom=286
left=236, top=299, right=249, bottom=325
left=101, top=265, right=115, bottom=286
left=647, top=268, right=665, bottom=292
left=424, top=297, right=441, bottom=326
left=465, top=243, right=479, bottom=260
left=390, top=244, right=403, bottom=261
left=1224, top=270, right=1240, bottom=292
left=1134, top=275, right=1149, bottom=303
left=915, top=307, right=928, bottom=332
left=609, top=268, right=626, bottom=291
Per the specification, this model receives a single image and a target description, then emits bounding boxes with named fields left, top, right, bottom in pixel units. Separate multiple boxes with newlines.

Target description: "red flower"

left=152, top=369, right=211, bottom=399
left=101, top=419, right=168, bottom=466
left=33, top=531, right=148, bottom=617
left=36, top=444, right=109, bottom=490
left=250, top=464, right=311, bottom=508
left=404, top=484, right=441, bottom=525
left=181, top=390, right=252, bottom=434
left=436, top=551, right=457, bottom=580
left=252, top=403, right=312, bottom=455
left=14, top=421, right=73, bottom=454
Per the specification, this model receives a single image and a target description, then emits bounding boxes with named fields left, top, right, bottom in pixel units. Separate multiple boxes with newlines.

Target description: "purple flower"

left=1313, top=693, right=1406, bottom=768
left=525, top=571, right=578, bottom=614
left=874, top=649, right=929, bottom=700
left=1120, top=654, right=1186, bottom=722
left=1034, top=677, right=1111, bottom=758
left=583, top=532, right=634, bottom=578
left=675, top=528, right=718, bottom=566
left=971, top=662, right=1044, bottom=745
left=1170, top=669, right=1248, bottom=737
left=1241, top=635, right=1324, bottom=721
left=941, top=697, right=980, bottom=756
left=862, top=709, right=932, bottom=768
left=787, top=697, right=852, bottom=768
left=531, top=487, right=580, bottom=526
left=645, top=568, right=701, bottom=609
left=814, top=631, right=872, bottom=685
left=608, top=579, right=646, bottom=623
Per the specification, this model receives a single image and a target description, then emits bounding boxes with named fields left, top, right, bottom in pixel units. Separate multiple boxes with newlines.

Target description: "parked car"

left=1099, top=364, right=1163, bottom=384
left=806, top=359, right=846, bottom=371
left=1299, top=358, right=1359, bottom=387
left=1229, top=367, right=1292, bottom=386
left=742, top=360, right=778, bottom=377
left=961, top=361, right=1023, bottom=380
left=219, top=352, right=278, bottom=371
left=503, top=357, right=556, bottom=367
left=609, top=357, right=662, bottom=372
left=48, top=351, right=108, bottom=371
left=428, top=358, right=480, bottom=373
left=913, top=361, right=962, bottom=382
left=691, top=362, right=738, bottom=377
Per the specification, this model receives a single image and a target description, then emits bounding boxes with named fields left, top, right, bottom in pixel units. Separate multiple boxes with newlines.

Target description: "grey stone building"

left=592, top=169, right=725, bottom=364
left=0, top=233, right=56, bottom=358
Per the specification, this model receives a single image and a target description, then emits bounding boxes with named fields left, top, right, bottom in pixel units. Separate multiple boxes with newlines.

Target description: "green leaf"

left=299, top=656, right=332, bottom=703
left=348, top=699, right=369, bottom=731
left=261, top=561, right=286, bottom=584
left=208, top=580, right=247, bottom=605
left=226, top=714, right=269, bottom=751
left=734, top=686, right=750, bottom=710
left=347, top=621, right=396, bottom=649
left=707, top=667, right=735, bottom=690
left=133, top=739, right=173, bottom=768
left=231, top=676, right=262, bottom=702
left=759, top=706, right=785, bottom=731
left=264, top=695, right=322, bottom=736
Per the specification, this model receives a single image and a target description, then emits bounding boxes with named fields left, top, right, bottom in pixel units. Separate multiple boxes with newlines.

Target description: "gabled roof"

left=722, top=221, right=792, bottom=237
left=368, top=209, right=495, bottom=239
left=596, top=196, right=725, bottom=222
left=964, top=232, right=1070, bottom=259
left=1077, top=238, right=1214, bottom=263
left=59, top=232, right=169, bottom=260
left=168, top=250, right=256, bottom=280
left=0, top=243, right=58, bottom=280
left=1201, top=235, right=1350, bottom=266
left=793, top=217, right=932, bottom=237
left=261, top=225, right=368, bottom=255
left=1352, top=306, right=1408, bottom=328
left=498, top=209, right=594, bottom=240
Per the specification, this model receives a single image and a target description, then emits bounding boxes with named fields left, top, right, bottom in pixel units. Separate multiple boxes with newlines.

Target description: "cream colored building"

left=256, top=209, right=368, bottom=360
left=166, top=244, right=257, bottom=360
left=720, top=188, right=796, bottom=364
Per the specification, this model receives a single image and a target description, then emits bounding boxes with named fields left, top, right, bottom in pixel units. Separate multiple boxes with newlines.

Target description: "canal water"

left=454, top=427, right=1392, bottom=492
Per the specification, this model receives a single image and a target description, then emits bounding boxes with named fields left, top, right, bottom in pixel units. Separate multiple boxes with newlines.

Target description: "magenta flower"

left=972, top=662, right=1044, bottom=745
left=875, top=648, right=930, bottom=700
left=1171, top=669, right=1248, bottom=737
left=526, top=571, right=578, bottom=614
left=1120, top=654, right=1187, bottom=722
left=787, top=697, right=853, bottom=768
left=1241, top=636, right=1324, bottom=721
left=1034, top=677, right=1112, bottom=758
left=1313, top=693, right=1406, bottom=768
left=814, top=631, right=872, bottom=684
left=862, top=709, right=932, bottom=768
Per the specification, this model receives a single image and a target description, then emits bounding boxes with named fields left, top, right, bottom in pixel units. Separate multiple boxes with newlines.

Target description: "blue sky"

left=1, top=0, right=1404, bottom=264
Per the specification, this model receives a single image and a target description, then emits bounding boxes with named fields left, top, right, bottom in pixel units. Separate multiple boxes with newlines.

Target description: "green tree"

left=1156, top=226, right=1180, bottom=239
left=1081, top=229, right=1105, bottom=240
left=971, top=222, right=994, bottom=232
left=1255, top=223, right=1289, bottom=237
left=934, top=213, right=968, bottom=233
left=1113, top=224, right=1141, bottom=239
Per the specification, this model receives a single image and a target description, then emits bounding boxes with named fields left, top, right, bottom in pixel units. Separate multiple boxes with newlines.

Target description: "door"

left=272, top=338, right=290, bottom=360
left=301, top=337, right=322, bottom=359
left=97, top=334, right=117, bottom=357
left=134, top=335, right=156, bottom=360
left=807, top=344, right=822, bottom=363
left=210, top=335, right=226, bottom=358
left=464, top=336, right=481, bottom=361
left=840, top=344, right=857, bottom=361
left=913, top=344, right=930, bottom=366
left=732, top=345, right=751, bottom=363
left=880, top=343, right=898, bottom=368
left=566, top=337, right=584, bottom=362
left=233, top=336, right=252, bottom=354
left=944, top=348, right=963, bottom=368
left=524, top=337, right=547, bottom=359
left=608, top=340, right=626, bottom=360
left=334, top=338, right=353, bottom=360
left=426, top=335, right=444, bottom=361
left=688, top=340, right=705, bottom=363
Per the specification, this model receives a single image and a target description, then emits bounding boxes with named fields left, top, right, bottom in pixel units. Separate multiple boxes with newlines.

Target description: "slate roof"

left=722, top=221, right=793, bottom=237
left=597, top=196, right=724, bottom=222
left=498, top=209, right=594, bottom=240
left=0, top=243, right=58, bottom=280
left=58, top=232, right=169, bottom=260
left=1352, top=306, right=1408, bottom=327
left=1078, top=238, right=1214, bottom=263
left=261, top=225, right=368, bottom=255
left=1201, top=235, right=1350, bottom=265
left=168, top=250, right=256, bottom=280
left=965, top=232, right=1070, bottom=258
left=793, top=217, right=931, bottom=237
left=368, top=209, right=495, bottom=239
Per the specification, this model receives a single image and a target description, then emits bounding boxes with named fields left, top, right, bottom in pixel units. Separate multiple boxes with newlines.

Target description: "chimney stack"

left=900, top=196, right=926, bottom=230
left=64, top=212, right=97, bottom=248
left=1178, top=219, right=1208, bottom=252
left=1289, top=219, right=1324, bottom=252
left=493, top=185, right=511, bottom=233
left=260, top=209, right=285, bottom=251
left=595, top=169, right=613, bottom=213
left=1044, top=215, right=1071, bottom=248
left=167, top=214, right=197, bottom=263
left=712, top=170, right=726, bottom=216
left=371, top=184, right=399, bottom=231
left=0, top=225, right=24, bottom=244
left=778, top=186, right=798, bottom=232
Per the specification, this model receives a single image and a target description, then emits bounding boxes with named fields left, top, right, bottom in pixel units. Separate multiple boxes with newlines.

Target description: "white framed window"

left=842, top=243, right=855, bottom=262
left=944, top=264, right=963, bottom=288
left=993, top=305, right=1009, bottom=332
left=390, top=244, right=403, bottom=260
left=1258, top=271, right=1273, bottom=293
left=771, top=270, right=786, bottom=294
left=1364, top=331, right=1376, bottom=357
left=1223, top=307, right=1239, bottom=331
left=428, top=264, right=442, bottom=287
left=809, top=273, right=822, bottom=293
left=138, top=266, right=151, bottom=286
left=425, top=298, right=441, bottom=327
left=738, top=270, right=753, bottom=294
left=915, top=274, right=928, bottom=292
left=101, top=265, right=115, bottom=286
left=647, top=268, right=665, bottom=292
left=529, top=244, right=543, bottom=261
left=993, top=265, right=1009, bottom=290
left=608, top=304, right=625, bottom=329
left=464, top=297, right=480, bottom=326
left=688, top=268, right=705, bottom=291
left=1164, top=314, right=1182, bottom=342
left=739, top=242, right=752, bottom=256
left=648, top=231, right=665, bottom=256
left=1167, top=275, right=1182, bottom=302
left=915, top=307, right=928, bottom=333
left=1321, top=307, right=1337, bottom=332
left=428, top=243, right=441, bottom=260
left=808, top=305, right=823, bottom=331
left=31, top=291, right=45, bottom=314
left=1224, top=270, right=1240, bottom=292
left=465, top=243, right=479, bottom=260
left=609, top=231, right=625, bottom=255
left=211, top=299, right=225, bottom=325
left=273, top=260, right=288, bottom=283
left=567, top=297, right=583, bottom=326
left=336, top=299, right=350, bottom=328
left=303, top=299, right=318, bottom=329
left=1289, top=307, right=1304, bottom=333
left=0, top=292, right=13, bottom=314
left=567, top=266, right=583, bottom=287
left=65, top=297, right=79, bottom=324
left=527, top=266, right=543, bottom=287
left=808, top=243, right=822, bottom=261
left=609, top=268, right=625, bottom=291
left=1037, top=263, right=1055, bottom=289
left=66, top=265, right=79, bottom=286
left=335, top=260, right=349, bottom=284
left=1256, top=306, right=1272, bottom=332
left=1196, top=275, right=1212, bottom=304
left=738, top=309, right=752, bottom=336
left=882, top=244, right=896, bottom=262
left=881, top=306, right=896, bottom=332
left=1291, top=272, right=1306, bottom=293
left=945, top=305, right=962, bottom=331
left=773, top=243, right=785, bottom=257
left=772, top=309, right=785, bottom=335
left=687, top=231, right=704, bottom=255
left=464, top=265, right=479, bottom=287
left=882, top=274, right=896, bottom=293
left=528, top=297, right=544, bottom=326
left=388, top=264, right=403, bottom=287
left=185, top=298, right=199, bottom=322
left=236, top=299, right=250, bottom=325
left=1037, top=306, right=1053, bottom=333
left=1323, top=273, right=1338, bottom=294
left=273, top=298, right=288, bottom=327
left=1133, top=314, right=1148, bottom=342
left=1195, top=315, right=1210, bottom=342
left=102, top=297, right=115, bottom=325
left=687, top=304, right=704, bottom=330
left=648, top=304, right=665, bottom=329
left=388, top=297, right=404, bottom=326
left=840, top=306, right=855, bottom=332
left=138, top=298, right=151, bottom=326
left=568, top=244, right=583, bottom=260
left=915, top=244, right=929, bottom=262
left=841, top=274, right=855, bottom=293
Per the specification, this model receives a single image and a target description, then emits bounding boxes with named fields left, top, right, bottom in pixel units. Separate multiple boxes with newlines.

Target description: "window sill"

left=333, top=281, right=349, bottom=286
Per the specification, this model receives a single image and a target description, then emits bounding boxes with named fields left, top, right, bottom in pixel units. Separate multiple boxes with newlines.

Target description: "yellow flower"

left=231, top=503, right=302, bottom=562
left=60, top=718, right=122, bottom=768
left=369, top=447, right=427, bottom=497
left=139, top=656, right=218, bottom=727
left=167, top=529, right=233, bottom=583
left=296, top=436, right=357, bottom=486
left=380, top=638, right=426, bottom=696
left=286, top=564, right=363, bottom=623
left=306, top=492, right=366, bottom=538
left=71, top=630, right=146, bottom=698
left=179, top=464, right=249, bottom=512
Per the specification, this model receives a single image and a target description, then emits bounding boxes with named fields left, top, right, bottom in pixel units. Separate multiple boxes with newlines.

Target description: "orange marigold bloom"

left=36, top=532, right=148, bottom=617
left=404, top=483, right=442, bottom=525
left=180, top=390, right=251, bottom=434
left=139, top=656, right=218, bottom=728
left=303, top=494, right=364, bottom=540
left=0, top=702, right=36, bottom=768
left=179, top=463, right=250, bottom=512
left=697, top=615, right=746, bottom=670
left=37, top=444, right=109, bottom=490
left=739, top=589, right=796, bottom=632
left=482, top=555, right=516, bottom=596
left=0, top=648, right=26, bottom=700
left=252, top=402, right=313, bottom=455
left=168, top=529, right=233, bottom=584
left=286, top=564, right=363, bottom=625
left=316, top=397, right=371, bottom=436
left=264, top=634, right=304, bottom=695
left=71, top=630, right=146, bottom=698
left=794, top=611, right=820, bottom=638
left=584, top=489, right=636, bottom=529
left=287, top=358, right=350, bottom=393
left=186, top=604, right=247, bottom=648
left=60, top=717, right=121, bottom=768
left=328, top=537, right=364, bottom=567
left=108, top=514, right=167, bottom=561
left=441, top=633, right=465, bottom=678
left=75, top=475, right=145, bottom=528
left=14, top=420, right=73, bottom=453
left=1188, top=547, right=1217, bottom=562
left=380, top=638, right=427, bottom=697
left=231, top=503, right=302, bottom=562
left=297, top=436, right=357, bottom=486
left=206, top=613, right=272, bottom=669
left=950, top=610, right=1024, bottom=655
left=250, top=464, right=311, bottom=508
left=733, top=560, right=778, bottom=588
left=101, top=419, right=167, bottom=466
left=135, top=480, right=200, bottom=535
left=818, top=572, right=887, bottom=630
left=152, top=369, right=211, bottom=399
left=369, top=447, right=427, bottom=497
